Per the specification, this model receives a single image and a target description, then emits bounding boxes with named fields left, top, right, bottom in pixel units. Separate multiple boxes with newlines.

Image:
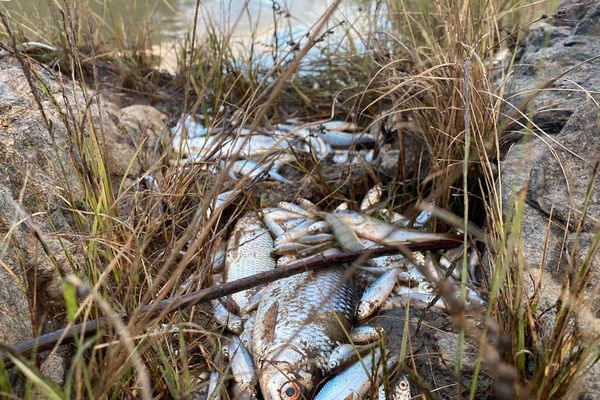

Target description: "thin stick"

left=2, top=236, right=462, bottom=363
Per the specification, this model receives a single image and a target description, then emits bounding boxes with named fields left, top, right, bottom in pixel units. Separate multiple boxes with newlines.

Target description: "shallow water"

left=3, top=0, right=351, bottom=42
left=3, top=0, right=365, bottom=71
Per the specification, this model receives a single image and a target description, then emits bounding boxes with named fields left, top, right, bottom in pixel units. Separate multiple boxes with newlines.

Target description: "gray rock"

left=500, top=138, right=565, bottom=269
left=500, top=103, right=600, bottom=397
left=506, top=0, right=600, bottom=134
left=0, top=57, right=165, bottom=357
left=527, top=101, right=600, bottom=231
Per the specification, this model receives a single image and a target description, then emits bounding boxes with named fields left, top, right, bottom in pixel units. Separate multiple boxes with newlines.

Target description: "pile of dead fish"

left=203, top=198, right=484, bottom=400
left=172, top=117, right=486, bottom=399
left=171, top=116, right=377, bottom=183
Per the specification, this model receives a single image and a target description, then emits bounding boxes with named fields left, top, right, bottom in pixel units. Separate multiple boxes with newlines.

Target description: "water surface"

left=3, top=0, right=354, bottom=42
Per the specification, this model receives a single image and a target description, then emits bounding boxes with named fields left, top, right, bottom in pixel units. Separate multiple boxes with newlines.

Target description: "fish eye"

left=399, top=380, right=409, bottom=390
left=280, top=381, right=302, bottom=400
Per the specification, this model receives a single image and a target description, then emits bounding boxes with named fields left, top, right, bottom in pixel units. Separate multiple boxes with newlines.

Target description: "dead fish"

left=263, top=208, right=305, bottom=222
left=350, top=324, right=384, bottom=344
left=413, top=203, right=434, bottom=228
left=227, top=336, right=257, bottom=398
left=225, top=212, right=277, bottom=311
left=378, top=374, right=413, bottom=400
left=206, top=371, right=222, bottom=400
left=277, top=201, right=315, bottom=218
left=296, top=241, right=338, bottom=258
left=386, top=282, right=446, bottom=311
left=333, top=211, right=451, bottom=245
left=326, top=343, right=369, bottom=373
left=280, top=217, right=309, bottom=231
left=375, top=208, right=411, bottom=227
left=308, top=220, right=331, bottom=235
left=319, top=121, right=358, bottom=132
left=360, top=185, right=383, bottom=211
left=295, top=233, right=336, bottom=245
left=332, top=149, right=374, bottom=164
left=252, top=268, right=357, bottom=399
left=318, top=130, right=376, bottom=148
left=314, top=348, right=389, bottom=400
left=212, top=300, right=243, bottom=334
left=324, top=212, right=365, bottom=251
left=207, top=189, right=241, bottom=218
left=357, top=268, right=401, bottom=321
left=211, top=241, right=227, bottom=273
left=230, top=159, right=291, bottom=184
left=272, top=241, right=310, bottom=256
left=274, top=219, right=318, bottom=245
left=239, top=316, right=255, bottom=354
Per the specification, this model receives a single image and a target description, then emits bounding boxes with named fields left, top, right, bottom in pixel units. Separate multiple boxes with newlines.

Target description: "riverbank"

left=1, top=0, right=599, bottom=399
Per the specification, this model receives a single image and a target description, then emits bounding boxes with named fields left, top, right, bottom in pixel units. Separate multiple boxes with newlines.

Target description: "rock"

left=40, top=352, right=65, bottom=386
left=0, top=57, right=166, bottom=354
left=433, top=330, right=479, bottom=372
left=500, top=138, right=565, bottom=269
left=506, top=0, right=600, bottom=134
left=527, top=101, right=600, bottom=231
left=500, top=101, right=600, bottom=397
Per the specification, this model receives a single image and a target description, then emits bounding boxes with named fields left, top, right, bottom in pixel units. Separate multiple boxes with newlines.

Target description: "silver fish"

left=252, top=268, right=357, bottom=399
left=239, top=316, right=255, bottom=353
left=360, top=185, right=383, bottom=211
left=230, top=159, right=291, bottom=184
left=225, top=212, right=277, bottom=311
left=318, top=130, right=376, bottom=148
left=378, top=374, right=412, bottom=400
left=357, top=268, right=401, bottom=321
left=326, top=343, right=359, bottom=373
left=274, top=219, right=318, bottom=245
left=263, top=208, right=305, bottom=222
left=212, top=300, right=243, bottom=334
left=333, top=211, right=450, bottom=245
left=386, top=282, right=446, bottom=311
left=413, top=203, right=434, bottom=228
left=281, top=219, right=309, bottom=232
left=308, top=220, right=331, bottom=235
left=296, top=241, right=337, bottom=259
left=350, top=325, right=384, bottom=344
left=273, top=241, right=310, bottom=256
left=206, top=371, right=222, bottom=400
left=227, top=336, right=257, bottom=398
left=211, top=241, right=227, bottom=273
left=319, top=121, right=358, bottom=132
left=207, top=189, right=241, bottom=218
left=277, top=201, right=315, bottom=218
left=378, top=209, right=410, bottom=227
left=314, top=348, right=385, bottom=400
left=263, top=215, right=286, bottom=239
left=324, top=212, right=365, bottom=251
left=295, top=233, right=336, bottom=245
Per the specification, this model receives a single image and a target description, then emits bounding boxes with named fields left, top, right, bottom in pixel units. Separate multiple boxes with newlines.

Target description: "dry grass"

left=1, top=0, right=599, bottom=399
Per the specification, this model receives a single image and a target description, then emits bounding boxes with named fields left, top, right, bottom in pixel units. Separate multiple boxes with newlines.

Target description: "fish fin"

left=262, top=300, right=279, bottom=343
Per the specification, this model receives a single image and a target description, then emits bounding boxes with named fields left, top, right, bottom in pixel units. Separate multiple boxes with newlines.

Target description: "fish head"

left=335, top=211, right=367, bottom=228
left=392, top=374, right=412, bottom=400
left=261, top=370, right=310, bottom=400
left=259, top=345, right=316, bottom=400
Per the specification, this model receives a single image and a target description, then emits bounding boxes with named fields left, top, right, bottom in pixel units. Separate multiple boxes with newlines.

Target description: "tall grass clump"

left=358, top=0, right=598, bottom=398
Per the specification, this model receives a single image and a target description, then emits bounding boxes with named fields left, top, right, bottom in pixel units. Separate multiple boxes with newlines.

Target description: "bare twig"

left=1, top=236, right=462, bottom=364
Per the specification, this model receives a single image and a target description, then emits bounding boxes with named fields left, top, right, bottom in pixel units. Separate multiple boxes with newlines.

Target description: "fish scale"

left=225, top=212, right=277, bottom=312
left=252, top=268, right=357, bottom=399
